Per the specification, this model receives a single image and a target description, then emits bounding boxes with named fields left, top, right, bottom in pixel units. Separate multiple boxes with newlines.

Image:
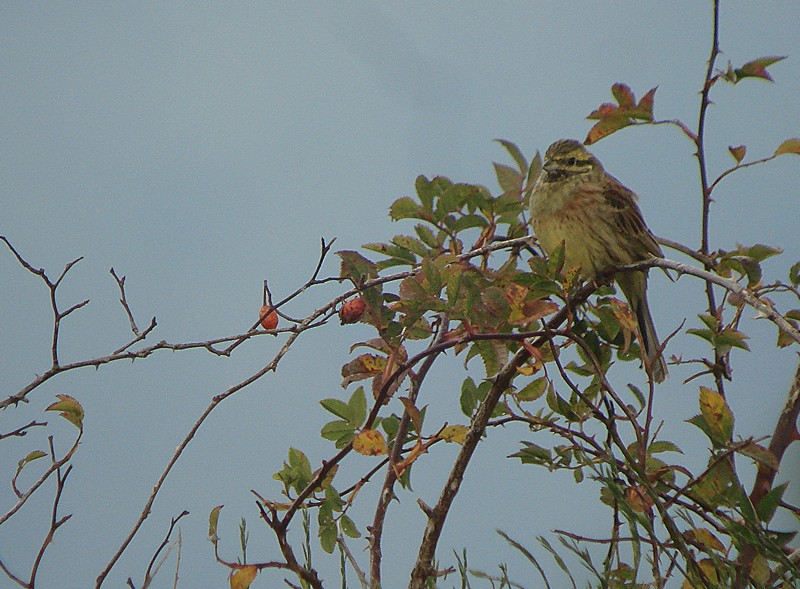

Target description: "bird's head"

left=541, top=139, right=603, bottom=182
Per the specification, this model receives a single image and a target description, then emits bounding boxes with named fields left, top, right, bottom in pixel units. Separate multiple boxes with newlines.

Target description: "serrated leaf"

left=775, top=138, right=800, bottom=156
left=392, top=234, right=430, bottom=258
left=340, top=514, right=360, bottom=538
left=745, top=243, right=783, bottom=262
left=496, top=139, right=527, bottom=174
left=451, top=214, right=488, bottom=232
left=736, top=442, right=778, bottom=471
left=414, top=224, right=440, bottom=247
left=516, top=377, right=547, bottom=402
left=585, top=84, right=656, bottom=144
left=389, top=196, right=421, bottom=220
left=509, top=441, right=552, bottom=464
left=789, top=262, right=800, bottom=286
left=320, top=398, right=353, bottom=421
left=648, top=440, right=683, bottom=455
left=493, top=162, right=521, bottom=194
left=320, top=420, right=355, bottom=446
left=319, top=522, right=337, bottom=553
left=46, top=394, right=84, bottom=430
left=341, top=355, right=387, bottom=388
left=337, top=250, right=377, bottom=285
left=348, top=386, right=367, bottom=427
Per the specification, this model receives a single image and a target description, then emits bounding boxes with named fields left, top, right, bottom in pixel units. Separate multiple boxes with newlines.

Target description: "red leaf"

left=612, top=83, right=635, bottom=108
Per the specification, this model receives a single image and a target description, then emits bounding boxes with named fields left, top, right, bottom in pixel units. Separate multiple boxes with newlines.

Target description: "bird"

left=529, top=139, right=668, bottom=383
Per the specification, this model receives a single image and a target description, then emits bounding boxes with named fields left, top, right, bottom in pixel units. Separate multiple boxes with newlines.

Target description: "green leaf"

left=493, top=162, right=521, bottom=194
left=495, top=139, right=527, bottom=174
left=46, top=394, right=84, bottom=430
left=450, top=214, right=488, bottom=232
left=340, top=514, right=361, bottom=538
left=414, top=175, right=437, bottom=213
left=337, top=250, right=377, bottom=285
left=509, top=441, right=552, bottom=464
left=392, top=234, right=430, bottom=258
left=381, top=414, right=400, bottom=441
left=320, top=420, right=356, bottom=446
left=516, top=377, right=547, bottom=402
left=414, top=224, right=440, bottom=248
left=421, top=258, right=442, bottom=295
left=789, top=262, right=800, bottom=286
left=319, top=522, right=337, bottom=554
left=389, top=196, right=421, bottom=220
left=460, top=377, right=480, bottom=417
left=757, top=482, right=789, bottom=523
left=320, top=398, right=352, bottom=421
left=736, top=442, right=778, bottom=471
left=526, top=151, right=542, bottom=187
left=648, top=440, right=683, bottom=455
left=348, top=386, right=367, bottom=427
left=745, top=243, right=783, bottom=262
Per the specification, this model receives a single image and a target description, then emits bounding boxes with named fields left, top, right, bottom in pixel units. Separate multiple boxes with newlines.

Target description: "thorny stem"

left=696, top=0, right=727, bottom=395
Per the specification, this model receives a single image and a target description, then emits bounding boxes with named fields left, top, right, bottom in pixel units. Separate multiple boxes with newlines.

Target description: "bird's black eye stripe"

left=563, top=157, right=593, bottom=167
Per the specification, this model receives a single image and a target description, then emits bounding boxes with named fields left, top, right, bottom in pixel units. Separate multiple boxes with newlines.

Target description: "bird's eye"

left=566, top=157, right=577, bottom=166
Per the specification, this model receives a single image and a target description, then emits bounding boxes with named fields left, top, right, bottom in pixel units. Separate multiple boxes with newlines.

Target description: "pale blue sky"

left=2, top=3, right=799, bottom=587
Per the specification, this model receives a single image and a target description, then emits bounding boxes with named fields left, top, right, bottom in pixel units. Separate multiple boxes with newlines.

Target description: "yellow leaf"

left=728, top=145, right=746, bottom=163
left=683, top=527, right=726, bottom=554
left=750, top=555, right=771, bottom=584
left=624, top=485, right=654, bottom=513
left=439, top=425, right=468, bottom=445
left=775, top=138, right=800, bottom=156
left=699, top=387, right=734, bottom=444
left=46, top=394, right=84, bottom=430
left=680, top=559, right=718, bottom=588
left=229, top=565, right=258, bottom=589
left=399, top=396, right=422, bottom=433
left=352, top=429, right=387, bottom=456
left=208, top=505, right=223, bottom=544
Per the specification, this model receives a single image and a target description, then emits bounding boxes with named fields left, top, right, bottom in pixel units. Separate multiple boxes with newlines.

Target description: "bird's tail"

left=619, top=271, right=668, bottom=384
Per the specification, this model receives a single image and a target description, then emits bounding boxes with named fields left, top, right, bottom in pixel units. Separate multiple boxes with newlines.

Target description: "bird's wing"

left=598, top=175, right=664, bottom=259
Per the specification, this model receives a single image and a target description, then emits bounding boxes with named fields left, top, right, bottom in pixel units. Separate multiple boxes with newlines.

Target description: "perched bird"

left=529, top=139, right=668, bottom=383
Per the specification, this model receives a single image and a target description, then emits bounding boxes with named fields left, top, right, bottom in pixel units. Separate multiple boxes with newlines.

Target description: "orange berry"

left=339, top=297, right=367, bottom=324
left=259, top=305, right=278, bottom=330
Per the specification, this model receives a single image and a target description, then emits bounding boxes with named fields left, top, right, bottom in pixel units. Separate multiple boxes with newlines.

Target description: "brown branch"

left=734, top=362, right=800, bottom=587
left=27, top=439, right=74, bottom=587
left=1, top=431, right=81, bottom=527
left=0, top=420, right=47, bottom=440
left=369, top=316, right=449, bottom=587
left=129, top=510, right=189, bottom=589
left=622, top=257, right=800, bottom=347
